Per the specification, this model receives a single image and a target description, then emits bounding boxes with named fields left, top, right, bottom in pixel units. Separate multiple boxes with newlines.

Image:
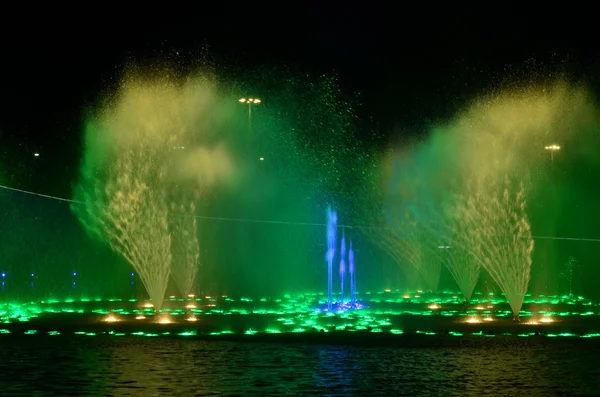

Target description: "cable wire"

left=2, top=183, right=599, bottom=242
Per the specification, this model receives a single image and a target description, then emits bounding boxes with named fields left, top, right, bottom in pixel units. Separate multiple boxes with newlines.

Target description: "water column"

left=326, top=207, right=337, bottom=310
left=349, top=240, right=356, bottom=305
left=339, top=235, right=346, bottom=304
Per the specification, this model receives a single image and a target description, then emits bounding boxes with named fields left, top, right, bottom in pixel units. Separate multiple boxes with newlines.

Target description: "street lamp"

left=544, top=144, right=560, bottom=164
left=238, top=98, right=261, bottom=134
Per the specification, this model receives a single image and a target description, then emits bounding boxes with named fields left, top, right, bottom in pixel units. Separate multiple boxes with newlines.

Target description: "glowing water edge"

left=2, top=290, right=600, bottom=340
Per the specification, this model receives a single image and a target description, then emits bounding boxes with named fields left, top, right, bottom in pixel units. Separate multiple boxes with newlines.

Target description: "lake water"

left=1, top=335, right=599, bottom=396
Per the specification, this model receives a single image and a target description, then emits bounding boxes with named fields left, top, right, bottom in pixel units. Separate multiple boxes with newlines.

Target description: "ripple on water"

left=1, top=336, right=600, bottom=396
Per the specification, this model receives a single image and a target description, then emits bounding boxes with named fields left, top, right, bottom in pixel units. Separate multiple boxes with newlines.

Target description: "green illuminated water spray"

left=74, top=144, right=173, bottom=311
left=170, top=195, right=200, bottom=298
left=72, top=67, right=231, bottom=311
left=459, top=176, right=534, bottom=319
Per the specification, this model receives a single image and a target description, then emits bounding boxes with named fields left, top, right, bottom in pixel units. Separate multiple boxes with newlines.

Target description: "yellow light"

left=475, top=306, right=485, bottom=310
left=157, top=315, right=172, bottom=324
left=188, top=294, right=195, bottom=298
left=186, top=304, right=196, bottom=309
left=259, top=157, right=264, bottom=161
left=143, top=303, right=154, bottom=308
left=403, top=294, right=411, bottom=299
left=241, top=98, right=261, bottom=104
left=34, top=153, right=39, bottom=157
left=186, top=316, right=198, bottom=322
left=466, top=317, right=481, bottom=324
left=135, top=315, right=146, bottom=320
left=483, top=316, right=494, bottom=322
left=428, top=303, right=440, bottom=310
left=104, top=314, right=119, bottom=323
left=384, top=289, right=391, bottom=293
left=540, top=317, right=554, bottom=323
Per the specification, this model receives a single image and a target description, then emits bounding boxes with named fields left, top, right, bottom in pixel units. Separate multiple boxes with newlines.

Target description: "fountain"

left=458, top=176, right=534, bottom=319
left=169, top=197, right=200, bottom=298
left=326, top=206, right=337, bottom=310
left=322, top=207, right=364, bottom=312
left=442, top=245, right=480, bottom=304
left=349, top=240, right=356, bottom=304
left=382, top=207, right=442, bottom=293
left=339, top=234, right=346, bottom=303
left=71, top=71, right=232, bottom=312
left=73, top=146, right=173, bottom=311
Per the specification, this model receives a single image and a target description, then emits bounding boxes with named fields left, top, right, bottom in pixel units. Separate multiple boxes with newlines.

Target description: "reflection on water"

left=1, top=336, right=600, bottom=396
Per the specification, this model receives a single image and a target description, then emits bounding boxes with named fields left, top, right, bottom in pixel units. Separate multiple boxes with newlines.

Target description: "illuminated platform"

left=2, top=290, right=600, bottom=341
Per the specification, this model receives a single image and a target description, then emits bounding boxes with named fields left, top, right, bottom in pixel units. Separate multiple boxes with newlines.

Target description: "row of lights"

left=1, top=272, right=137, bottom=288
left=1, top=272, right=136, bottom=278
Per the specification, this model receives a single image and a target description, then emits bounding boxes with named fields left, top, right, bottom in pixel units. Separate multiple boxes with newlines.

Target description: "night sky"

left=2, top=13, right=597, bottom=198
left=1, top=11, right=600, bottom=297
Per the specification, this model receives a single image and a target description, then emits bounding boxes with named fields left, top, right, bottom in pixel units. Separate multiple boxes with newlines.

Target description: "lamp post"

left=544, top=144, right=560, bottom=164
left=238, top=98, right=261, bottom=135
left=237, top=97, right=262, bottom=288
left=543, top=144, right=560, bottom=295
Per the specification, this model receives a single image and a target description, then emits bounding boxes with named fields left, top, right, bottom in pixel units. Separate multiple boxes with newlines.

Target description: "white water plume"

left=370, top=227, right=424, bottom=291
left=382, top=206, right=442, bottom=292
left=381, top=81, right=598, bottom=314
left=458, top=175, right=534, bottom=317
left=76, top=145, right=173, bottom=310
left=73, top=67, right=233, bottom=310
left=170, top=195, right=201, bottom=297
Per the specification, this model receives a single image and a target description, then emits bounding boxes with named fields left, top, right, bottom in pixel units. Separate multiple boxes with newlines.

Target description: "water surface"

left=1, top=336, right=599, bottom=396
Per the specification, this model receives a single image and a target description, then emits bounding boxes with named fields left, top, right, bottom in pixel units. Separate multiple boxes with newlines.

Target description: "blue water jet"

left=349, top=240, right=356, bottom=304
left=320, top=208, right=364, bottom=313
left=326, top=206, right=337, bottom=310
left=340, top=235, right=346, bottom=303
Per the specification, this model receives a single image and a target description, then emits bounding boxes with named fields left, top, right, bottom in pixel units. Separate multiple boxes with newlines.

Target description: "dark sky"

left=0, top=10, right=598, bottom=198
left=1, top=10, right=599, bottom=297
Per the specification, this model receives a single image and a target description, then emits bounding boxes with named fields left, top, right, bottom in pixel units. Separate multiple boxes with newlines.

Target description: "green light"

left=582, top=333, right=600, bottom=338
left=1, top=291, right=600, bottom=341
